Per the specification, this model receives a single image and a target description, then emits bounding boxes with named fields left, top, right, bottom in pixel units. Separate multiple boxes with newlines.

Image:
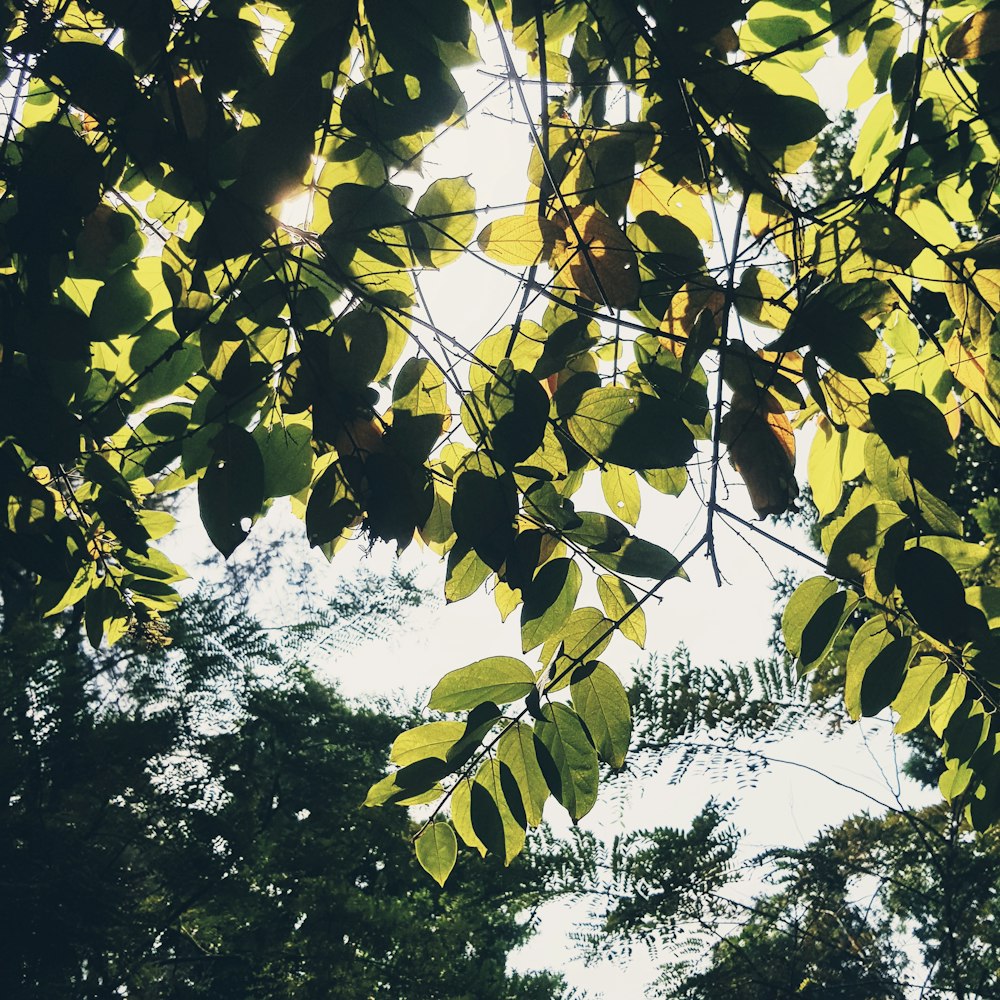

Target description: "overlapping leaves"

left=3, top=0, right=1000, bottom=882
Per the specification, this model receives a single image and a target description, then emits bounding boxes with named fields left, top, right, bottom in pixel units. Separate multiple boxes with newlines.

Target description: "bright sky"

left=166, top=16, right=935, bottom=997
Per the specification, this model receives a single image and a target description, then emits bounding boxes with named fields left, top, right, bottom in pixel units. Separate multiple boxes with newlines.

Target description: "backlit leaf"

left=471, top=759, right=526, bottom=864
left=720, top=389, right=798, bottom=517
left=946, top=9, right=1000, bottom=59
left=567, top=386, right=695, bottom=470
left=198, top=426, right=266, bottom=558
left=845, top=617, right=913, bottom=720
left=429, top=657, right=535, bottom=711
left=782, top=576, right=859, bottom=676
left=534, top=703, right=599, bottom=821
left=521, top=558, right=582, bottom=652
left=413, top=176, right=477, bottom=267
left=477, top=214, right=565, bottom=265
left=414, top=822, right=457, bottom=887
left=390, top=721, right=466, bottom=766
left=550, top=205, right=640, bottom=308
left=496, top=723, right=549, bottom=827
left=601, top=465, right=640, bottom=525
left=596, top=575, right=646, bottom=647
left=570, top=661, right=631, bottom=768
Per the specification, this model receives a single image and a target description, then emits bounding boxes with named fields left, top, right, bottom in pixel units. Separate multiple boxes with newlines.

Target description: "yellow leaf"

left=736, top=267, right=795, bottom=330
left=942, top=254, right=1000, bottom=348
left=477, top=214, right=565, bottom=266
left=747, top=192, right=790, bottom=239
left=629, top=169, right=712, bottom=242
left=944, top=333, right=989, bottom=397
left=822, top=371, right=886, bottom=430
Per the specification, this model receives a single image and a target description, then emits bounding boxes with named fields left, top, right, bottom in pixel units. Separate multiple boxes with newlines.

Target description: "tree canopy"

left=0, top=572, right=569, bottom=998
left=2, top=0, right=1000, bottom=882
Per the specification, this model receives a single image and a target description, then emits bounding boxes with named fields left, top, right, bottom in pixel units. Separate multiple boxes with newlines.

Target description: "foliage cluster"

left=0, top=573, right=567, bottom=999
left=2, top=0, right=1000, bottom=880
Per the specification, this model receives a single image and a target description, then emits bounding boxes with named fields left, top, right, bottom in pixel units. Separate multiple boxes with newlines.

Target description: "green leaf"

left=826, top=500, right=910, bottom=582
left=570, top=661, right=631, bottom=768
left=445, top=543, right=493, bottom=602
left=450, top=778, right=487, bottom=856
left=902, top=536, right=988, bottom=574
left=943, top=696, right=988, bottom=763
left=390, top=357, right=449, bottom=464
left=939, top=759, right=973, bottom=802
left=781, top=576, right=859, bottom=675
left=497, top=723, right=549, bottom=827
left=567, top=386, right=696, bottom=470
left=640, top=467, right=688, bottom=496
left=539, top=607, right=614, bottom=671
left=90, top=261, right=163, bottom=340
left=254, top=422, right=314, bottom=498
left=563, top=511, right=629, bottom=550
left=198, top=425, right=266, bottom=558
left=414, top=821, right=458, bottom=887
left=428, top=657, right=535, bottom=711
left=868, top=390, right=953, bottom=460
left=966, top=587, right=1000, bottom=629
left=521, top=558, right=582, bottom=652
left=470, top=322, right=547, bottom=391
left=363, top=760, right=448, bottom=807
left=896, top=547, right=985, bottom=645
left=596, top=575, right=646, bottom=647
left=488, top=361, right=550, bottom=466
left=736, top=266, right=793, bottom=330
left=893, top=655, right=949, bottom=734
left=390, top=721, right=466, bottom=766
left=451, top=467, right=517, bottom=570
left=845, top=617, right=913, bottom=720
left=589, top=536, right=688, bottom=581
left=601, top=464, right=641, bottom=526
left=770, top=283, right=886, bottom=379
left=413, top=176, right=477, bottom=267
left=330, top=308, right=405, bottom=387
left=471, top=759, right=526, bottom=864
left=305, top=462, right=361, bottom=548
left=930, top=674, right=968, bottom=739
left=865, top=438, right=961, bottom=539
left=533, top=703, right=599, bottom=821
left=444, top=701, right=503, bottom=768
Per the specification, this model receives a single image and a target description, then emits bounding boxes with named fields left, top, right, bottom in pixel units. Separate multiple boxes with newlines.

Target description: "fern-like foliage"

left=625, top=644, right=829, bottom=787
left=552, top=801, right=741, bottom=968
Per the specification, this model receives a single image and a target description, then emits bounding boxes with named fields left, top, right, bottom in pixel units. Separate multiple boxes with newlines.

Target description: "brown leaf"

left=161, top=76, right=208, bottom=139
left=710, top=25, right=740, bottom=55
left=658, top=281, right=725, bottom=354
left=551, top=206, right=640, bottom=309
left=720, top=389, right=798, bottom=518
left=946, top=8, right=1000, bottom=59
left=76, top=205, right=119, bottom=270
